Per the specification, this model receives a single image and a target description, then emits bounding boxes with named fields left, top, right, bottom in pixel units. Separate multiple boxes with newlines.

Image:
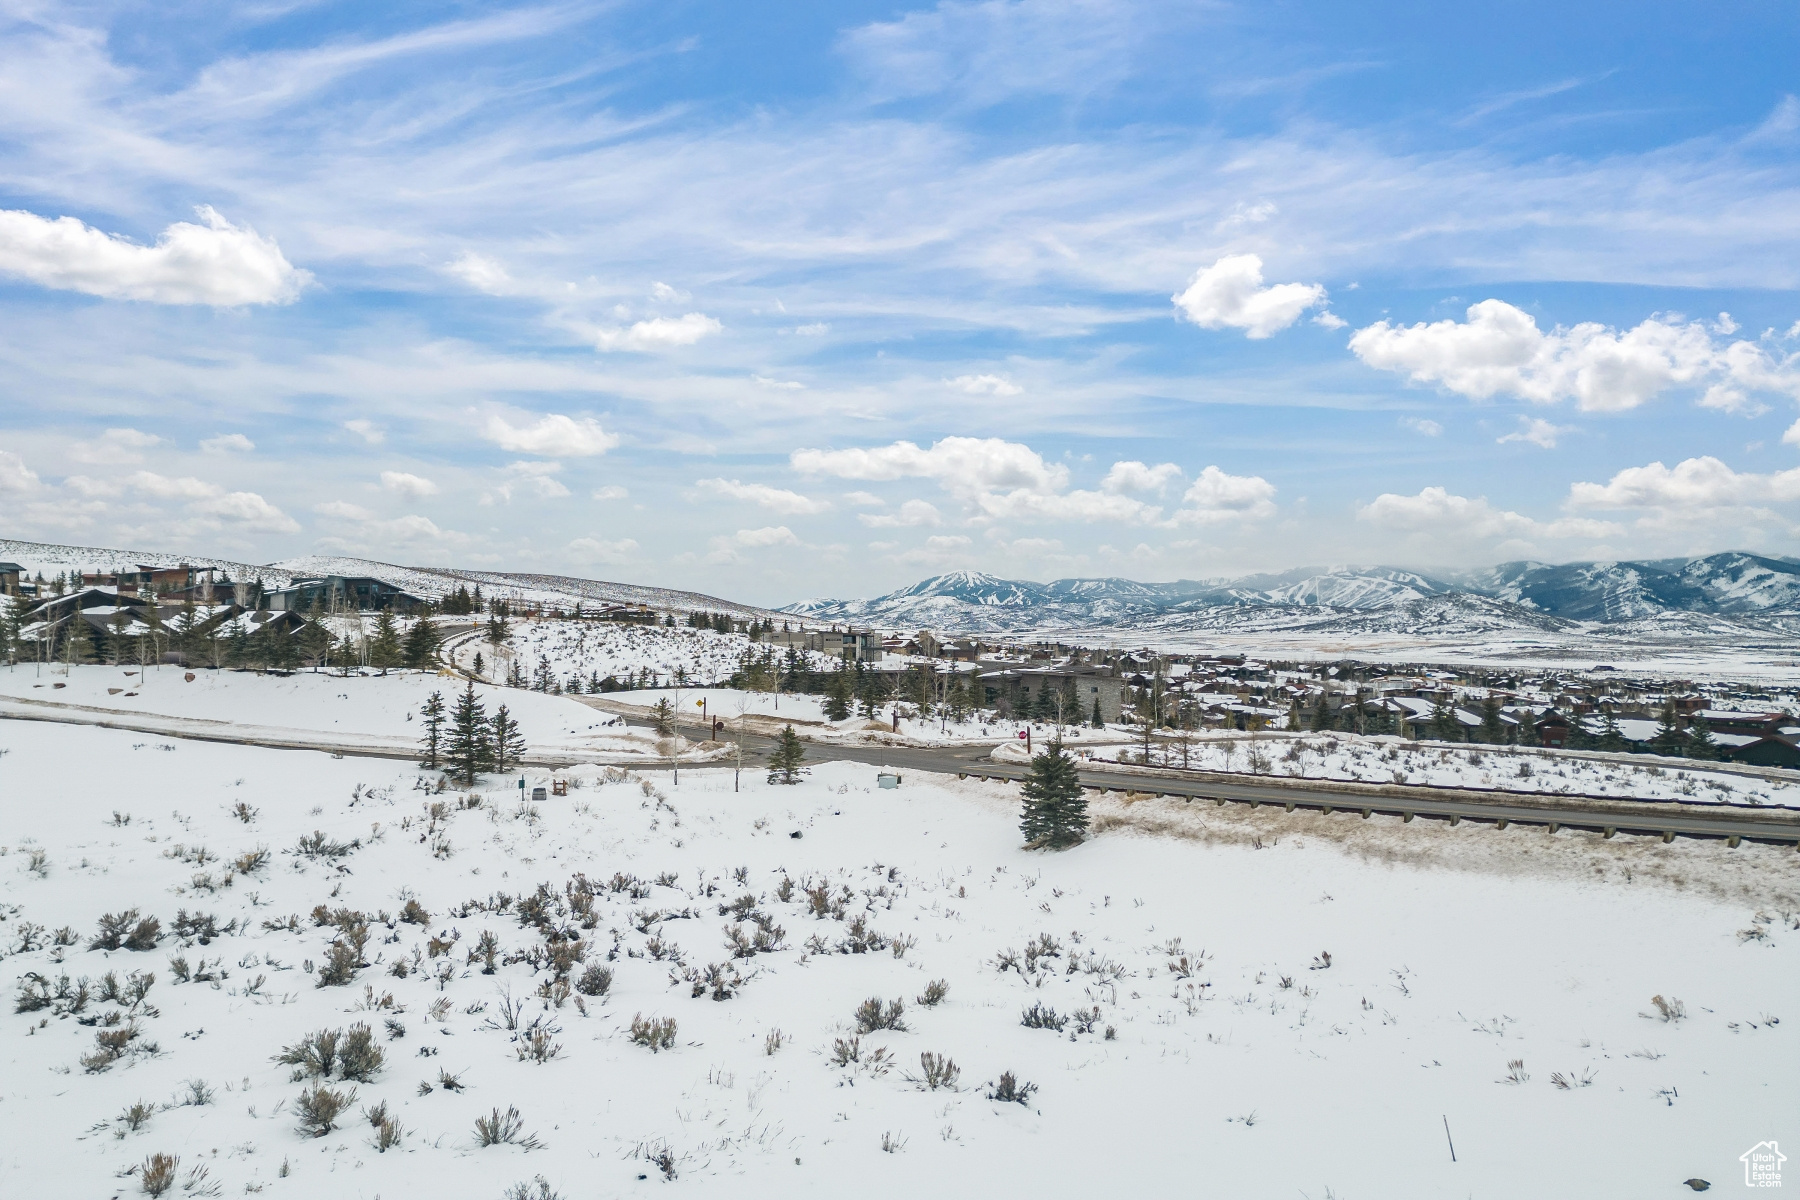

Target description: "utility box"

left=531, top=787, right=547, bottom=802
left=877, top=773, right=901, bottom=789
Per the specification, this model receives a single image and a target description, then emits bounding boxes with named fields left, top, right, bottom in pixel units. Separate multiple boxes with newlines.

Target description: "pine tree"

left=1311, top=691, right=1332, bottom=733
left=1479, top=695, right=1505, bottom=743
left=63, top=612, right=93, bottom=666
left=650, top=697, right=675, bottom=736
left=1091, top=695, right=1104, bottom=728
left=403, top=617, right=440, bottom=670
left=445, top=682, right=492, bottom=786
left=824, top=667, right=852, bottom=721
left=418, top=691, right=446, bottom=769
left=767, top=724, right=806, bottom=784
left=368, top=611, right=403, bottom=674
left=1286, top=698, right=1302, bottom=731
left=1019, top=739, right=1087, bottom=849
left=1649, top=700, right=1688, bottom=757
left=1514, top=706, right=1538, bottom=748
left=1686, top=720, right=1718, bottom=760
left=1429, top=700, right=1458, bottom=742
left=1596, top=710, right=1625, bottom=752
left=472, top=650, right=486, bottom=678
left=490, top=704, right=527, bottom=772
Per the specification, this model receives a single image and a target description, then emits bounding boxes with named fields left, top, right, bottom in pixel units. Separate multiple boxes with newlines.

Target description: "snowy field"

left=2, top=709, right=1796, bottom=1197
left=0, top=665, right=725, bottom=765
left=456, top=621, right=770, bottom=690
left=1063, top=731, right=1800, bottom=809
left=599, top=687, right=1137, bottom=751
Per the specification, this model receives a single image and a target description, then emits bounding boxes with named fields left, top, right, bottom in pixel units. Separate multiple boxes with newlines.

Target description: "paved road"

left=599, top=706, right=1800, bottom=848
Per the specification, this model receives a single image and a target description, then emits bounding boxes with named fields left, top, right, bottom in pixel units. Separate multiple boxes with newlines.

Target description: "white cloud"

left=1497, top=416, right=1573, bottom=449
left=792, top=322, right=830, bottom=336
left=194, top=491, right=301, bottom=532
left=1311, top=311, right=1347, bottom=330
left=315, top=500, right=374, bottom=520
left=200, top=433, right=255, bottom=454
left=71, top=427, right=161, bottom=464
left=1359, top=486, right=1618, bottom=540
left=446, top=252, right=512, bottom=295
left=593, top=312, right=721, bottom=352
left=1100, top=460, right=1182, bottom=494
left=753, top=374, right=806, bottom=390
left=484, top=460, right=570, bottom=503
left=592, top=485, right=629, bottom=501
left=649, top=281, right=688, bottom=302
left=567, top=535, right=639, bottom=564
left=924, top=534, right=971, bottom=550
left=946, top=373, right=1022, bottom=396
left=125, top=470, right=219, bottom=500
left=1349, top=300, right=1800, bottom=413
left=0, top=206, right=309, bottom=305
left=483, top=413, right=619, bottom=457
left=379, top=470, right=439, bottom=498
left=0, top=449, right=40, bottom=492
left=859, top=499, right=943, bottom=528
left=1566, top=456, right=1800, bottom=509
left=344, top=419, right=385, bottom=444
left=1171, top=254, right=1329, bottom=339
left=793, top=436, right=1068, bottom=497
left=843, top=490, right=885, bottom=507
left=734, top=525, right=799, bottom=547
left=1399, top=417, right=1442, bottom=437
left=1783, top=418, right=1800, bottom=447
left=1171, top=466, right=1278, bottom=523
left=694, top=477, right=831, bottom=515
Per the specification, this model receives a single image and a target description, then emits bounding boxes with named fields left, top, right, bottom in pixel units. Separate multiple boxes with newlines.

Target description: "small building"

left=1722, top=735, right=1800, bottom=769
left=267, top=575, right=425, bottom=613
left=804, top=627, right=883, bottom=663
left=0, top=561, right=24, bottom=596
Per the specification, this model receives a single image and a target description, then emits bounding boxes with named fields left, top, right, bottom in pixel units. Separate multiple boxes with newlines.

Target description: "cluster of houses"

left=771, top=621, right=1800, bottom=767
left=1, top=561, right=429, bottom=668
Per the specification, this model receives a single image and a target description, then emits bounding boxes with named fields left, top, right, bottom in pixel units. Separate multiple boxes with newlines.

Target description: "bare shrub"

left=503, top=1178, right=561, bottom=1200
left=233, top=848, right=270, bottom=875
left=629, top=1014, right=677, bottom=1051
left=1550, top=1067, right=1597, bottom=1089
left=880, top=1131, right=906, bottom=1153
left=374, top=1114, right=404, bottom=1151
left=292, top=831, right=359, bottom=860
left=120, top=1100, right=156, bottom=1131
left=854, top=996, right=907, bottom=1034
left=400, top=899, right=430, bottom=925
left=764, top=1028, right=787, bottom=1055
left=1498, top=1058, right=1529, bottom=1085
left=988, top=1071, right=1037, bottom=1105
left=517, top=1029, right=562, bottom=1064
left=574, top=963, right=612, bottom=996
left=1020, top=1002, right=1066, bottom=1031
left=830, top=1035, right=862, bottom=1066
left=337, top=1024, right=384, bottom=1081
left=140, top=1152, right=178, bottom=1196
left=1645, top=995, right=1687, bottom=1023
left=232, top=802, right=258, bottom=824
left=179, top=1078, right=214, bottom=1106
left=275, top=1028, right=340, bottom=1079
left=474, top=1105, right=542, bottom=1149
left=916, top=979, right=949, bottom=1007
left=316, top=939, right=363, bottom=988
left=91, top=909, right=145, bottom=951
left=907, top=1051, right=960, bottom=1091
left=295, top=1084, right=357, bottom=1137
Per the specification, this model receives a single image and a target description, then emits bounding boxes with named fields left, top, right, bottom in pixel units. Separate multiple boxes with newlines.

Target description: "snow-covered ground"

left=0, top=664, right=726, bottom=765
left=1059, top=731, right=1800, bottom=808
left=600, top=687, right=1139, bottom=750
left=454, top=620, right=773, bottom=690
left=2, top=695, right=1796, bottom=1197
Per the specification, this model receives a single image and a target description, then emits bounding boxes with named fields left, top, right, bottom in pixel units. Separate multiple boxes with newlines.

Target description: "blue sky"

left=1, top=0, right=1798, bottom=605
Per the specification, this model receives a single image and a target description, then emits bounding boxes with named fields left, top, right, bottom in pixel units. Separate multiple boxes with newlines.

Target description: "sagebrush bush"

left=123, top=915, right=164, bottom=950
left=399, top=899, right=430, bottom=925
left=916, top=979, right=948, bottom=1007
left=474, top=1106, right=541, bottom=1148
left=854, top=996, right=907, bottom=1033
left=909, top=1051, right=960, bottom=1091
left=1020, top=1002, right=1066, bottom=1031
left=140, top=1153, right=178, bottom=1196
left=988, top=1071, right=1037, bottom=1105
left=629, top=1014, right=677, bottom=1051
left=295, top=1084, right=355, bottom=1138
left=574, top=963, right=612, bottom=996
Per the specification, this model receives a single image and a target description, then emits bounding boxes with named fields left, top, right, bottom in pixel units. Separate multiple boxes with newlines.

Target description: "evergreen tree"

left=418, top=691, right=446, bottom=768
left=1648, top=700, right=1688, bottom=757
left=1310, top=691, right=1333, bottom=733
left=824, top=666, right=852, bottom=721
left=767, top=724, right=806, bottom=784
left=1018, top=739, right=1087, bottom=849
left=507, top=659, right=525, bottom=688
left=368, top=611, right=404, bottom=674
left=402, top=616, right=440, bottom=670
left=1286, top=697, right=1302, bottom=731
left=1686, top=720, right=1718, bottom=760
left=1596, top=710, right=1625, bottom=752
left=445, top=682, right=492, bottom=785
left=1479, top=695, right=1505, bottom=743
left=1429, top=700, right=1459, bottom=742
left=1091, top=695, right=1104, bottom=728
left=1514, top=706, right=1538, bottom=748
left=490, top=704, right=527, bottom=772
left=472, top=650, right=485, bottom=678
left=650, top=697, right=676, bottom=736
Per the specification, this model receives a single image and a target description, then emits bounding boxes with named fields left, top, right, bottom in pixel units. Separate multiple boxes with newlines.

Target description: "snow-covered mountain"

left=786, top=553, right=1800, bottom=636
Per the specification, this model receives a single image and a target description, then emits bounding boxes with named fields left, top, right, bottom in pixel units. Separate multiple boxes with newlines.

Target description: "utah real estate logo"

left=1741, top=1141, right=1786, bottom=1188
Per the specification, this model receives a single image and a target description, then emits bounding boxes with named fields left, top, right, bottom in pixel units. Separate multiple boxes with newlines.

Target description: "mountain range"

left=783, top=553, right=1800, bottom=635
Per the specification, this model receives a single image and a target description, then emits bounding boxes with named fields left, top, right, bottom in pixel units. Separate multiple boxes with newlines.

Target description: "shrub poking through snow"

left=764, top=1028, right=787, bottom=1055
left=140, top=1153, right=178, bottom=1196
left=517, top=1028, right=562, bottom=1063
left=988, top=1071, right=1037, bottom=1105
left=400, top=899, right=430, bottom=925
left=120, top=1100, right=156, bottom=1132
left=575, top=963, right=612, bottom=996
left=854, top=996, right=907, bottom=1034
left=907, top=1052, right=960, bottom=1091
left=1020, top=1002, right=1066, bottom=1032
left=1499, top=1059, right=1530, bottom=1085
left=276, top=1025, right=383, bottom=1082
left=292, top=831, right=359, bottom=860
left=629, top=1014, right=678, bottom=1051
left=503, top=1178, right=561, bottom=1200
left=916, top=979, right=949, bottom=1007
left=295, top=1084, right=357, bottom=1137
left=92, top=910, right=162, bottom=952
left=474, top=1106, right=541, bottom=1148
left=1645, top=995, right=1687, bottom=1023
